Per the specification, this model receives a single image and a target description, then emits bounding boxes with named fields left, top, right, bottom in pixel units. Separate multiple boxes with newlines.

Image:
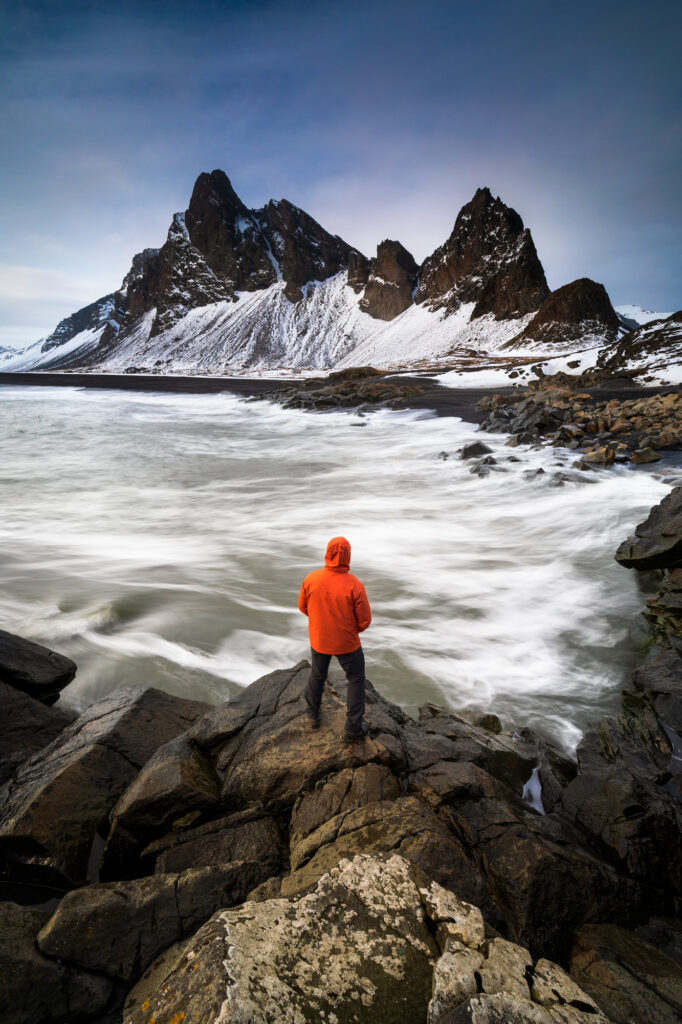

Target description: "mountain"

left=4, top=170, right=674, bottom=379
left=596, top=311, right=682, bottom=383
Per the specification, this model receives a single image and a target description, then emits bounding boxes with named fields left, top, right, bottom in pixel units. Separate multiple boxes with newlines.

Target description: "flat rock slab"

left=0, top=682, right=74, bottom=784
left=0, top=900, right=113, bottom=1024
left=124, top=854, right=439, bottom=1024
left=0, top=686, right=210, bottom=886
left=38, top=861, right=267, bottom=982
left=0, top=629, right=76, bottom=704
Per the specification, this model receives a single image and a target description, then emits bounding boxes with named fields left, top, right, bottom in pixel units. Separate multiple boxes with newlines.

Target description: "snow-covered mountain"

left=4, top=170, right=679, bottom=380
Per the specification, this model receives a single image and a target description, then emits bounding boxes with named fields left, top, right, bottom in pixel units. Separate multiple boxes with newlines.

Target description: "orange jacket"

left=298, top=537, right=372, bottom=655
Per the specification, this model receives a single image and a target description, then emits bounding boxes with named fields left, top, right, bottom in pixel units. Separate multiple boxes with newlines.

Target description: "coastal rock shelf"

left=1, top=482, right=681, bottom=1022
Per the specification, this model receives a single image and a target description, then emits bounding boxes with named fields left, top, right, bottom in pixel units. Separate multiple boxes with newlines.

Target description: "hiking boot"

left=342, top=720, right=369, bottom=744
left=307, top=711, right=321, bottom=730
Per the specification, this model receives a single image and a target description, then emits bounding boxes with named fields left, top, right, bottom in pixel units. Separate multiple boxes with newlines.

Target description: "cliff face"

left=359, top=240, right=419, bottom=321
left=416, top=186, right=550, bottom=320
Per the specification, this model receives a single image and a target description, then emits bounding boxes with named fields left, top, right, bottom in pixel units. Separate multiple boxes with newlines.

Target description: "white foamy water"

left=0, top=385, right=671, bottom=751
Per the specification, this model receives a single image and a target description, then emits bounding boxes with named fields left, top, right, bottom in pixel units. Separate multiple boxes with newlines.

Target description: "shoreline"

left=2, top=369, right=679, bottom=427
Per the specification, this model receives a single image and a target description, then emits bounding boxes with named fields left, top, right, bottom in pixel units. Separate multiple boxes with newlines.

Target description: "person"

left=298, top=536, right=371, bottom=742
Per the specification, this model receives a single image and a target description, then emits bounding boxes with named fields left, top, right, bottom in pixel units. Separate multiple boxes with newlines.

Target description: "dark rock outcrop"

left=359, top=239, right=419, bottom=321
left=0, top=686, right=210, bottom=887
left=259, top=365, right=424, bottom=411
left=0, top=682, right=74, bottom=783
left=347, top=248, right=370, bottom=292
left=571, top=923, right=682, bottom=1024
left=0, top=629, right=77, bottom=704
left=615, top=485, right=682, bottom=571
left=0, top=901, right=114, bottom=1024
left=416, top=186, right=549, bottom=320
left=506, top=279, right=621, bottom=349
left=37, top=862, right=267, bottom=983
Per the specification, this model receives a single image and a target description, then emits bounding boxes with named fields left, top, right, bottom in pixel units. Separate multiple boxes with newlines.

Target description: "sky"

left=1, top=0, right=680, bottom=348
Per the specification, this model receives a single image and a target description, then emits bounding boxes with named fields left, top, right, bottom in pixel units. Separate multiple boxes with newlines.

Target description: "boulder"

left=37, top=861, right=267, bottom=982
left=570, top=922, right=682, bottom=1024
left=0, top=629, right=77, bottom=704
left=632, top=643, right=682, bottom=733
left=460, top=441, right=494, bottom=459
left=191, top=662, right=407, bottom=811
left=0, top=682, right=74, bottom=783
left=615, top=485, right=682, bottom=570
left=0, top=686, right=210, bottom=887
left=123, top=854, right=439, bottom=1024
left=631, top=446, right=662, bottom=463
left=0, top=900, right=114, bottom=1024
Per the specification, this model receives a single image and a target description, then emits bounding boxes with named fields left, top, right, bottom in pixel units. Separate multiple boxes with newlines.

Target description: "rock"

left=632, top=643, right=682, bottom=730
left=145, top=809, right=284, bottom=876
left=191, top=662, right=407, bottom=811
left=359, top=239, right=419, bottom=321
left=37, top=862, right=266, bottom=982
left=570, top=922, right=682, bottom=1024
left=460, top=440, right=494, bottom=459
left=0, top=682, right=74, bottom=783
left=631, top=446, right=662, bottom=463
left=0, top=686, right=210, bottom=887
left=530, top=958, right=602, bottom=1013
left=578, top=445, right=615, bottom=467
left=429, top=943, right=485, bottom=1021
left=347, top=249, right=370, bottom=292
left=507, top=278, right=621, bottom=350
left=416, top=187, right=549, bottom=320
left=615, top=485, right=682, bottom=570
left=479, top=936, right=532, bottom=1001
left=123, top=854, right=439, bottom=1024
left=420, top=882, right=486, bottom=950
left=644, top=570, right=682, bottom=640
left=282, top=793, right=483, bottom=904
left=0, top=629, right=77, bottom=704
left=0, top=900, right=114, bottom=1024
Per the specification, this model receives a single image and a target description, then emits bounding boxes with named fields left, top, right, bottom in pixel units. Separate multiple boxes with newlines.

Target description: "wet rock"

left=644, top=570, right=682, bottom=641
left=615, top=485, right=682, bottom=570
left=0, top=629, right=77, bottom=704
left=0, top=686, right=210, bottom=887
left=631, top=446, right=662, bottom=463
left=578, top=445, right=615, bottom=467
left=632, top=643, right=682, bottom=731
left=0, top=900, right=114, bottom=1024
left=0, top=682, right=74, bottom=784
left=570, top=922, right=682, bottom=1024
left=123, top=854, right=439, bottom=1024
left=37, top=862, right=265, bottom=982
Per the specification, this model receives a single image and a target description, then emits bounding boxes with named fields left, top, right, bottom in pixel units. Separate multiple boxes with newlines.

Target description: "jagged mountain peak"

left=360, top=240, right=419, bottom=322
left=416, top=187, right=549, bottom=321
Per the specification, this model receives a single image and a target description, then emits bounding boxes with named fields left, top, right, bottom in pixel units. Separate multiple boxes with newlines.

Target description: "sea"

left=0, top=383, right=674, bottom=752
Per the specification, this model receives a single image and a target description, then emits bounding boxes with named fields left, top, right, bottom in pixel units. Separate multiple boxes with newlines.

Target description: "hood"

left=325, top=536, right=351, bottom=572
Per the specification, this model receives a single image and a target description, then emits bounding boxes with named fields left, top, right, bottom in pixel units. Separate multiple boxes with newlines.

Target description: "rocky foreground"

left=1, top=492, right=682, bottom=1023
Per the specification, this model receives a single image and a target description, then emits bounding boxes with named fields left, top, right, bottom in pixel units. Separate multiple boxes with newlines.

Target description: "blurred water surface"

left=0, top=385, right=670, bottom=750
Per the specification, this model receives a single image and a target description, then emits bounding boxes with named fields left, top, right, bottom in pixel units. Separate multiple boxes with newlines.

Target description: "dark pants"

left=305, top=646, right=366, bottom=735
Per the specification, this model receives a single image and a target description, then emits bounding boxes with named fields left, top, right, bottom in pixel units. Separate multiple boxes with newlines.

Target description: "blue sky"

left=1, top=0, right=680, bottom=347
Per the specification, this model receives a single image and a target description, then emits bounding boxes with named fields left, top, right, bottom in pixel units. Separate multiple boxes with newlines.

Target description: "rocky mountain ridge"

left=4, top=169, right=660, bottom=377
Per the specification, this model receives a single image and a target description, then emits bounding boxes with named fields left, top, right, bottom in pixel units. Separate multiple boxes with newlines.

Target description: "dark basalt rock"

left=416, top=186, right=549, bottom=320
left=0, top=682, right=74, bottom=783
left=506, top=278, right=621, bottom=349
left=570, top=923, right=682, bottom=1024
left=615, top=485, right=682, bottom=571
left=0, top=686, right=210, bottom=888
left=359, top=239, right=419, bottom=321
left=37, top=862, right=267, bottom=983
left=347, top=248, right=370, bottom=292
left=0, top=901, right=114, bottom=1024
left=0, top=629, right=77, bottom=704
